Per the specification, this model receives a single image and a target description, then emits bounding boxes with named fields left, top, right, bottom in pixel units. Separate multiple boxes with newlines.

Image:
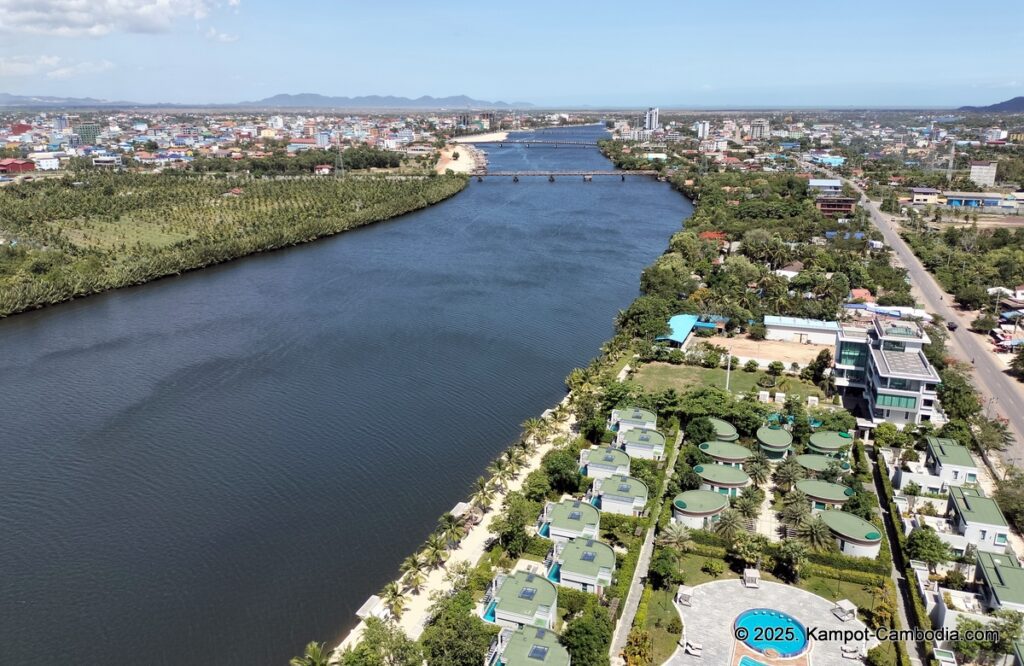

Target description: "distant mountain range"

left=0, top=91, right=532, bottom=110
left=237, top=93, right=531, bottom=109
left=959, top=96, right=1024, bottom=112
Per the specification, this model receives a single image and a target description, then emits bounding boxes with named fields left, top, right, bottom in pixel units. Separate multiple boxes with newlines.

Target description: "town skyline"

left=1, top=0, right=1022, bottom=108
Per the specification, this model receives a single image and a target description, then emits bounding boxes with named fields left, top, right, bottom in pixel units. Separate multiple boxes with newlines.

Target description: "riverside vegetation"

left=0, top=172, right=466, bottom=316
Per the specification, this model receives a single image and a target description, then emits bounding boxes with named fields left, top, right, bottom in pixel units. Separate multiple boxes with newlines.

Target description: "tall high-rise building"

left=54, top=115, right=68, bottom=131
left=969, top=161, right=998, bottom=187
left=73, top=122, right=101, bottom=145
left=750, top=118, right=770, bottom=141
left=644, top=107, right=660, bottom=131
left=694, top=120, right=710, bottom=139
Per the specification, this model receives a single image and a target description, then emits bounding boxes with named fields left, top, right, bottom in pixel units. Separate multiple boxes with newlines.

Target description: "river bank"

left=450, top=131, right=509, bottom=144
left=436, top=143, right=483, bottom=173
left=0, top=173, right=467, bottom=318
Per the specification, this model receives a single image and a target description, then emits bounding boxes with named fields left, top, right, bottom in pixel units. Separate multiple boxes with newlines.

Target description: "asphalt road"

left=850, top=182, right=1024, bottom=461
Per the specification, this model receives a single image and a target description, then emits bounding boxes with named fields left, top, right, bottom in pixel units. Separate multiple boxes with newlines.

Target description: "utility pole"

left=335, top=141, right=344, bottom=179
left=725, top=347, right=732, bottom=392
left=946, top=142, right=955, bottom=183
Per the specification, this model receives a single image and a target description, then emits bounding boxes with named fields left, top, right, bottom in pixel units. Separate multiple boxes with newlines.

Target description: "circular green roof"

left=673, top=490, right=729, bottom=515
left=809, top=431, right=851, bottom=451
left=820, top=509, right=882, bottom=543
left=694, top=463, right=750, bottom=486
left=756, top=425, right=793, bottom=449
left=708, top=417, right=739, bottom=442
left=796, top=479, right=853, bottom=502
left=698, top=440, right=752, bottom=462
left=795, top=454, right=850, bottom=473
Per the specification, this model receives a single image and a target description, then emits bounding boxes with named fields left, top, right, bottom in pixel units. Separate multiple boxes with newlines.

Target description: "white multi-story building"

left=834, top=319, right=944, bottom=429
left=694, top=120, right=710, bottom=139
left=969, top=160, right=998, bottom=187
left=750, top=118, right=770, bottom=141
left=893, top=436, right=978, bottom=493
left=644, top=107, right=659, bottom=131
left=903, top=486, right=1010, bottom=556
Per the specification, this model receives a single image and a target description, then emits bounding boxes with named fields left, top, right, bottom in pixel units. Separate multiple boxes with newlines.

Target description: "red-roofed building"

left=849, top=288, right=875, bottom=303
left=10, top=123, right=32, bottom=135
left=698, top=231, right=728, bottom=241
left=0, top=158, right=35, bottom=174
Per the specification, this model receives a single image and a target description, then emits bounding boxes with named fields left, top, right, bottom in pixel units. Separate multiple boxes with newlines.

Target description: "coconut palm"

left=400, top=553, right=427, bottom=593
left=471, top=477, right=496, bottom=513
left=381, top=581, right=406, bottom=620
left=773, top=457, right=805, bottom=492
left=438, top=512, right=466, bottom=547
left=657, top=522, right=693, bottom=553
left=796, top=514, right=835, bottom=552
left=733, top=494, right=761, bottom=522
left=745, top=460, right=770, bottom=488
left=521, top=417, right=548, bottom=451
left=423, top=534, right=449, bottom=569
left=503, top=447, right=527, bottom=477
left=713, top=509, right=745, bottom=544
left=488, top=458, right=511, bottom=490
left=290, top=642, right=329, bottom=666
left=778, top=539, right=809, bottom=582
left=781, top=489, right=809, bottom=511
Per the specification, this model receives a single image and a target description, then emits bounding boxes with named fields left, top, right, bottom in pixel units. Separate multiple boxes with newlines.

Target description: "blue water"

left=0, top=125, right=692, bottom=665
left=538, top=523, right=550, bottom=538
left=735, top=608, right=808, bottom=658
left=483, top=601, right=497, bottom=623
left=738, top=656, right=770, bottom=666
left=547, top=563, right=561, bottom=583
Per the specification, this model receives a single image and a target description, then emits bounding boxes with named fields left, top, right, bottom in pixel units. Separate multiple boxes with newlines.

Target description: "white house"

left=617, top=428, right=665, bottom=461
left=764, top=315, right=840, bottom=345
left=591, top=474, right=648, bottom=516
left=484, top=571, right=558, bottom=630
left=548, top=538, right=615, bottom=596
left=579, top=446, right=630, bottom=480
left=893, top=436, right=978, bottom=493
left=538, top=499, right=600, bottom=544
left=608, top=407, right=656, bottom=435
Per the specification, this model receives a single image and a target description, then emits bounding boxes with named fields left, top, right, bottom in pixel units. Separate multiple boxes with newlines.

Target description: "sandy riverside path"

left=332, top=400, right=576, bottom=658
left=435, top=143, right=482, bottom=174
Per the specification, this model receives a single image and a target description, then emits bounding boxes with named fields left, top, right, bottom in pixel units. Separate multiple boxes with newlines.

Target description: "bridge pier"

left=548, top=175, right=555, bottom=182
left=512, top=175, right=518, bottom=183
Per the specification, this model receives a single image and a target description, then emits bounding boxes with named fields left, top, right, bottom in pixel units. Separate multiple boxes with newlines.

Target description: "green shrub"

left=701, top=559, right=725, bottom=577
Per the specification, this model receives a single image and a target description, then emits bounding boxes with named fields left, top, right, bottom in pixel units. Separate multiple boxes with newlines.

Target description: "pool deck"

left=666, top=579, right=878, bottom=666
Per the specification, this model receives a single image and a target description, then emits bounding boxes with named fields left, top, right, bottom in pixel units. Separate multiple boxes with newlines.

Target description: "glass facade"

left=838, top=342, right=867, bottom=367
left=876, top=393, right=917, bottom=410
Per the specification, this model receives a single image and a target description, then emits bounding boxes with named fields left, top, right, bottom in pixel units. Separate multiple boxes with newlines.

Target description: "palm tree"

left=471, top=475, right=495, bottom=510
left=290, top=642, right=329, bottom=666
left=657, top=522, right=693, bottom=553
left=733, top=494, right=761, bottom=522
left=381, top=581, right=406, bottom=620
left=781, top=489, right=809, bottom=511
left=424, top=534, right=449, bottom=569
left=438, top=512, right=466, bottom=547
left=745, top=460, right=770, bottom=488
left=797, top=514, right=835, bottom=552
left=400, top=553, right=427, bottom=593
left=713, top=509, right=745, bottom=544
left=778, top=539, right=809, bottom=582
left=773, top=458, right=805, bottom=492
left=488, top=458, right=511, bottom=490
left=503, top=447, right=527, bottom=478
left=521, top=417, right=547, bottom=451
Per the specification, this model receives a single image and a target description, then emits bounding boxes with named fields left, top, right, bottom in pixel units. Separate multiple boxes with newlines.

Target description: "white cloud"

left=204, top=25, right=237, bottom=42
left=0, top=0, right=212, bottom=36
left=0, top=54, right=113, bottom=79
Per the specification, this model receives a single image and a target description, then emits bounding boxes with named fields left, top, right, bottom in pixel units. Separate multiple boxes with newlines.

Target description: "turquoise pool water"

left=538, top=523, right=550, bottom=538
left=547, top=563, right=561, bottom=583
left=483, top=601, right=497, bottom=623
left=734, top=608, right=808, bottom=658
left=738, top=656, right=769, bottom=666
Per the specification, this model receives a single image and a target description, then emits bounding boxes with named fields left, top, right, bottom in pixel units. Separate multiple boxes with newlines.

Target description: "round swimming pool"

left=734, top=608, right=808, bottom=658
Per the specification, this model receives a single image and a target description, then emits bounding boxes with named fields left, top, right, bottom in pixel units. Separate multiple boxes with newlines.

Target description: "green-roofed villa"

left=796, top=478, right=854, bottom=510
left=820, top=509, right=881, bottom=558
left=549, top=538, right=615, bottom=595
left=608, top=406, right=657, bottom=434
left=925, top=436, right=978, bottom=484
left=698, top=440, right=751, bottom=468
left=488, top=627, right=570, bottom=666
left=592, top=474, right=648, bottom=516
left=708, top=417, right=739, bottom=442
left=484, top=570, right=558, bottom=629
left=672, top=490, right=729, bottom=529
left=944, top=486, right=1010, bottom=555
left=807, top=430, right=853, bottom=457
left=976, top=550, right=1024, bottom=613
left=756, top=424, right=793, bottom=459
left=694, top=463, right=750, bottom=497
left=538, top=499, right=599, bottom=543
left=578, top=445, right=630, bottom=480
left=618, top=427, right=666, bottom=461
left=795, top=453, right=850, bottom=476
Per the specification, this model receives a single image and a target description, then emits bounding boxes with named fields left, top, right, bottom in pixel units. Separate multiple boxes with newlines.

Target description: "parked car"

left=947, top=321, right=959, bottom=331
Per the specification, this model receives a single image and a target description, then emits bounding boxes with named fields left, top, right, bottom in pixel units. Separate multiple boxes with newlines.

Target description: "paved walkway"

left=867, top=448, right=926, bottom=666
left=753, top=483, right=780, bottom=541
left=609, top=429, right=683, bottom=665
left=666, top=579, right=878, bottom=666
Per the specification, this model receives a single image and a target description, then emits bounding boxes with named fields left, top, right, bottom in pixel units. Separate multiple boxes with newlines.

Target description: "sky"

left=1, top=0, right=1022, bottom=108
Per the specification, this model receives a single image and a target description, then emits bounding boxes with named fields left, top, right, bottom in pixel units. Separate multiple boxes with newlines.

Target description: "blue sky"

left=1, top=0, right=1022, bottom=107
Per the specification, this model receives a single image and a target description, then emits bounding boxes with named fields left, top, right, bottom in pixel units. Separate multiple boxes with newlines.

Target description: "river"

left=0, top=125, right=692, bottom=665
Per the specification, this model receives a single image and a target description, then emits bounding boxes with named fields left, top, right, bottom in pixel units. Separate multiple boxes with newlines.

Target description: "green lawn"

left=633, top=362, right=825, bottom=399
left=645, top=588, right=683, bottom=664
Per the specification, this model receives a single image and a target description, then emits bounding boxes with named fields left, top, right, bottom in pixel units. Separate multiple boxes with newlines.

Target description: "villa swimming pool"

left=738, top=656, right=770, bottom=666
left=483, top=601, right=497, bottom=623
left=734, top=608, right=808, bottom=658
